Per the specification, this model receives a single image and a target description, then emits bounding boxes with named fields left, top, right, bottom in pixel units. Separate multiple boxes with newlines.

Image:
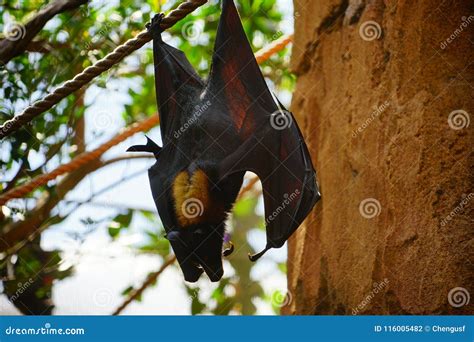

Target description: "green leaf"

left=233, top=196, right=258, bottom=218
left=121, top=286, right=134, bottom=296
left=107, top=211, right=133, bottom=238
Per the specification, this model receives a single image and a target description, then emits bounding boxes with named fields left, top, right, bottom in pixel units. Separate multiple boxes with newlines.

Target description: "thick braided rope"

left=0, top=0, right=207, bottom=140
left=255, top=33, right=293, bottom=64
left=0, top=33, right=292, bottom=206
left=0, top=116, right=158, bottom=206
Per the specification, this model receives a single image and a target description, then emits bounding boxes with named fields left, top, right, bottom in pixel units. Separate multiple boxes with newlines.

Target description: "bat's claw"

left=222, top=241, right=234, bottom=257
left=146, top=13, right=165, bottom=34
left=248, top=246, right=270, bottom=262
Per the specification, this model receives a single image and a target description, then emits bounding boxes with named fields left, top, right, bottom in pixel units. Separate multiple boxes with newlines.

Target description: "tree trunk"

left=285, top=0, right=473, bottom=315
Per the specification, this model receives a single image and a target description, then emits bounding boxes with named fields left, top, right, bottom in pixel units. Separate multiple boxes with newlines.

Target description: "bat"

left=127, top=0, right=320, bottom=282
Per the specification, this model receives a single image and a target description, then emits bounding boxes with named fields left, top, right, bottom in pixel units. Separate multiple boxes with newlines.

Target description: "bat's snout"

left=168, top=227, right=225, bottom=282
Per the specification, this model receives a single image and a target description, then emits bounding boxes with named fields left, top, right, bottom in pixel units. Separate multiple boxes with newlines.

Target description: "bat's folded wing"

left=149, top=14, right=204, bottom=144
left=209, top=0, right=320, bottom=258
left=218, top=107, right=320, bottom=256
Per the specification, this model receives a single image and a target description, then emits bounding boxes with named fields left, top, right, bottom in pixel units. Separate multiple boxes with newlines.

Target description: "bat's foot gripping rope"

left=0, top=0, right=207, bottom=140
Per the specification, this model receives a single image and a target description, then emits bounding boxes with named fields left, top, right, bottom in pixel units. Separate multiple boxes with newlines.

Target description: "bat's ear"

left=126, top=136, right=162, bottom=157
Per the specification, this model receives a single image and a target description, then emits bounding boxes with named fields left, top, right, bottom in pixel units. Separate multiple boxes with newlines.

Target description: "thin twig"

left=112, top=256, right=176, bottom=315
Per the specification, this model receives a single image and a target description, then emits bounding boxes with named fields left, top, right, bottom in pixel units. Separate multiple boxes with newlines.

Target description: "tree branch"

left=102, top=154, right=153, bottom=166
left=0, top=154, right=151, bottom=253
left=112, top=256, right=176, bottom=315
left=0, top=159, right=103, bottom=253
left=0, top=0, right=89, bottom=64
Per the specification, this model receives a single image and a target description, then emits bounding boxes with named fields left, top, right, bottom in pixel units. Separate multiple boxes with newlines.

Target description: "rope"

left=0, top=0, right=207, bottom=140
left=0, top=34, right=293, bottom=206
left=255, top=33, right=293, bottom=64
left=0, top=116, right=158, bottom=206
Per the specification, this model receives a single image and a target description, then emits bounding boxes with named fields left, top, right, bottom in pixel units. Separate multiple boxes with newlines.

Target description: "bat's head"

left=166, top=224, right=225, bottom=282
left=164, top=168, right=231, bottom=282
left=147, top=162, right=234, bottom=282
left=129, top=138, right=238, bottom=282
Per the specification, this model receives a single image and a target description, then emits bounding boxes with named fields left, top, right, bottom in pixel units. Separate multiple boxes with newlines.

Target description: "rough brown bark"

left=285, top=0, right=473, bottom=314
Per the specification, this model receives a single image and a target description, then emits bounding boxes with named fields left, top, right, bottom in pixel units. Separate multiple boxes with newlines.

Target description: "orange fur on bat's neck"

left=172, top=169, right=225, bottom=227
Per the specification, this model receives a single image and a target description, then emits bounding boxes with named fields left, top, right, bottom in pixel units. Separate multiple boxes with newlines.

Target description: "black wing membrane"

left=148, top=16, right=207, bottom=282
left=149, top=15, right=204, bottom=144
left=207, top=0, right=276, bottom=139
left=218, top=107, right=321, bottom=257
left=212, top=0, right=321, bottom=258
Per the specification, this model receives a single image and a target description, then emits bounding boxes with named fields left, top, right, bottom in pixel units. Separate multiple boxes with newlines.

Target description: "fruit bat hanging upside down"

left=127, top=0, right=320, bottom=282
